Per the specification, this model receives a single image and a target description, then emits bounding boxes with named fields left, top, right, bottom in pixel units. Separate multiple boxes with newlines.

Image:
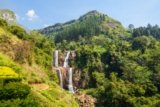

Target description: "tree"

left=132, top=36, right=151, bottom=53
left=128, top=24, right=134, bottom=33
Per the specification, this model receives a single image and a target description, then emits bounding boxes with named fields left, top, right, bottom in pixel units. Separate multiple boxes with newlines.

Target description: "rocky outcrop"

left=75, top=90, right=96, bottom=107
left=0, top=9, right=16, bottom=23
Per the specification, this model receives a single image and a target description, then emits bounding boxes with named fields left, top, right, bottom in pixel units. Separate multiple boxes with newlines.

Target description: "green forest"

left=0, top=9, right=160, bottom=107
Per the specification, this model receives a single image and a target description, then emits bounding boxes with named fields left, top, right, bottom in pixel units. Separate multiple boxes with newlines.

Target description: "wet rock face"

left=57, top=51, right=76, bottom=66
left=54, top=66, right=71, bottom=90
left=61, top=67, right=73, bottom=90
left=73, top=69, right=82, bottom=88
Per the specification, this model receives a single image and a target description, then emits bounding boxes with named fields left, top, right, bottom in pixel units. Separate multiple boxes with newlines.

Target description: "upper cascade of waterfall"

left=63, top=51, right=70, bottom=68
left=54, top=50, right=59, bottom=67
left=68, top=68, right=74, bottom=93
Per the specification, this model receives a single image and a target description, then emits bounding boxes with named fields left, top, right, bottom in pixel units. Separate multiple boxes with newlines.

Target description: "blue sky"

left=0, top=0, right=160, bottom=29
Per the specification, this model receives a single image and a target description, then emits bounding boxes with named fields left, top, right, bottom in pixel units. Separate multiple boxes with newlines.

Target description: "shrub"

left=9, top=25, right=28, bottom=39
left=0, top=82, right=31, bottom=100
left=0, top=19, right=8, bottom=27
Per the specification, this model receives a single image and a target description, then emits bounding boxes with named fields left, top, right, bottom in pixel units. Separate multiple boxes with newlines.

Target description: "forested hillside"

left=40, top=11, right=160, bottom=107
left=39, top=10, right=126, bottom=43
left=0, top=9, right=160, bottom=107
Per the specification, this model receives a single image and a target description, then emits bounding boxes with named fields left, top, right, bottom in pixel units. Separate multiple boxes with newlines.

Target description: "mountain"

left=39, top=10, right=126, bottom=42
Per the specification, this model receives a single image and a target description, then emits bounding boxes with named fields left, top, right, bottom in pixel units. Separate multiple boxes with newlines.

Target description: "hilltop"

left=39, top=10, right=126, bottom=42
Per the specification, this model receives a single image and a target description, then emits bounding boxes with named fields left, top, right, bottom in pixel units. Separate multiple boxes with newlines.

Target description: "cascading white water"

left=57, top=68, right=63, bottom=88
left=68, top=68, right=74, bottom=93
left=54, top=50, right=74, bottom=93
left=63, top=51, right=70, bottom=68
left=54, top=50, right=58, bottom=67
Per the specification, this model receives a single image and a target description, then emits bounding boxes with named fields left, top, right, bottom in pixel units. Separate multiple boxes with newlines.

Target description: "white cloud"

left=26, top=9, right=38, bottom=21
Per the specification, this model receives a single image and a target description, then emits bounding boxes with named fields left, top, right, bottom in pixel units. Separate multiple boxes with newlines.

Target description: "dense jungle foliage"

left=41, top=10, right=160, bottom=107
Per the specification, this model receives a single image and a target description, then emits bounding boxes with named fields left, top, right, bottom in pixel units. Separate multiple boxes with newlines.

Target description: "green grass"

left=40, top=83, right=79, bottom=107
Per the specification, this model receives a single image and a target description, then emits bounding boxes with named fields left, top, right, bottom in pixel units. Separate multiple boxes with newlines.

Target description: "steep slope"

left=0, top=14, right=79, bottom=107
left=39, top=10, right=126, bottom=42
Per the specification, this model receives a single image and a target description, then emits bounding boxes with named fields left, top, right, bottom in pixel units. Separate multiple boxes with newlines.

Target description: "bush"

left=0, top=19, right=8, bottom=27
left=9, top=25, right=28, bottom=39
left=0, top=94, right=40, bottom=107
left=0, top=82, right=31, bottom=100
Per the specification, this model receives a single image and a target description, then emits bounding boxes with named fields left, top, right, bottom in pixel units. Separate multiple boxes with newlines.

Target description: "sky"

left=0, top=0, right=160, bottom=29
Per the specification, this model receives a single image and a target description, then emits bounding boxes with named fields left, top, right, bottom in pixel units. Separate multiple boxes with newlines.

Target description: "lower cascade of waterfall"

left=57, top=68, right=63, bottom=88
left=68, top=68, right=74, bottom=93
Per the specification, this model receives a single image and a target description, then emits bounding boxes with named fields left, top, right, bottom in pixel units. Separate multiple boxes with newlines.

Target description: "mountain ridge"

left=39, top=10, right=125, bottom=42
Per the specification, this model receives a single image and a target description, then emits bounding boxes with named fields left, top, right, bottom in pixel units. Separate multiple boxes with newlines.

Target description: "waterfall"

left=57, top=68, right=63, bottom=88
left=68, top=68, right=74, bottom=93
left=63, top=51, right=70, bottom=68
left=54, top=50, right=74, bottom=93
left=54, top=50, right=58, bottom=67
